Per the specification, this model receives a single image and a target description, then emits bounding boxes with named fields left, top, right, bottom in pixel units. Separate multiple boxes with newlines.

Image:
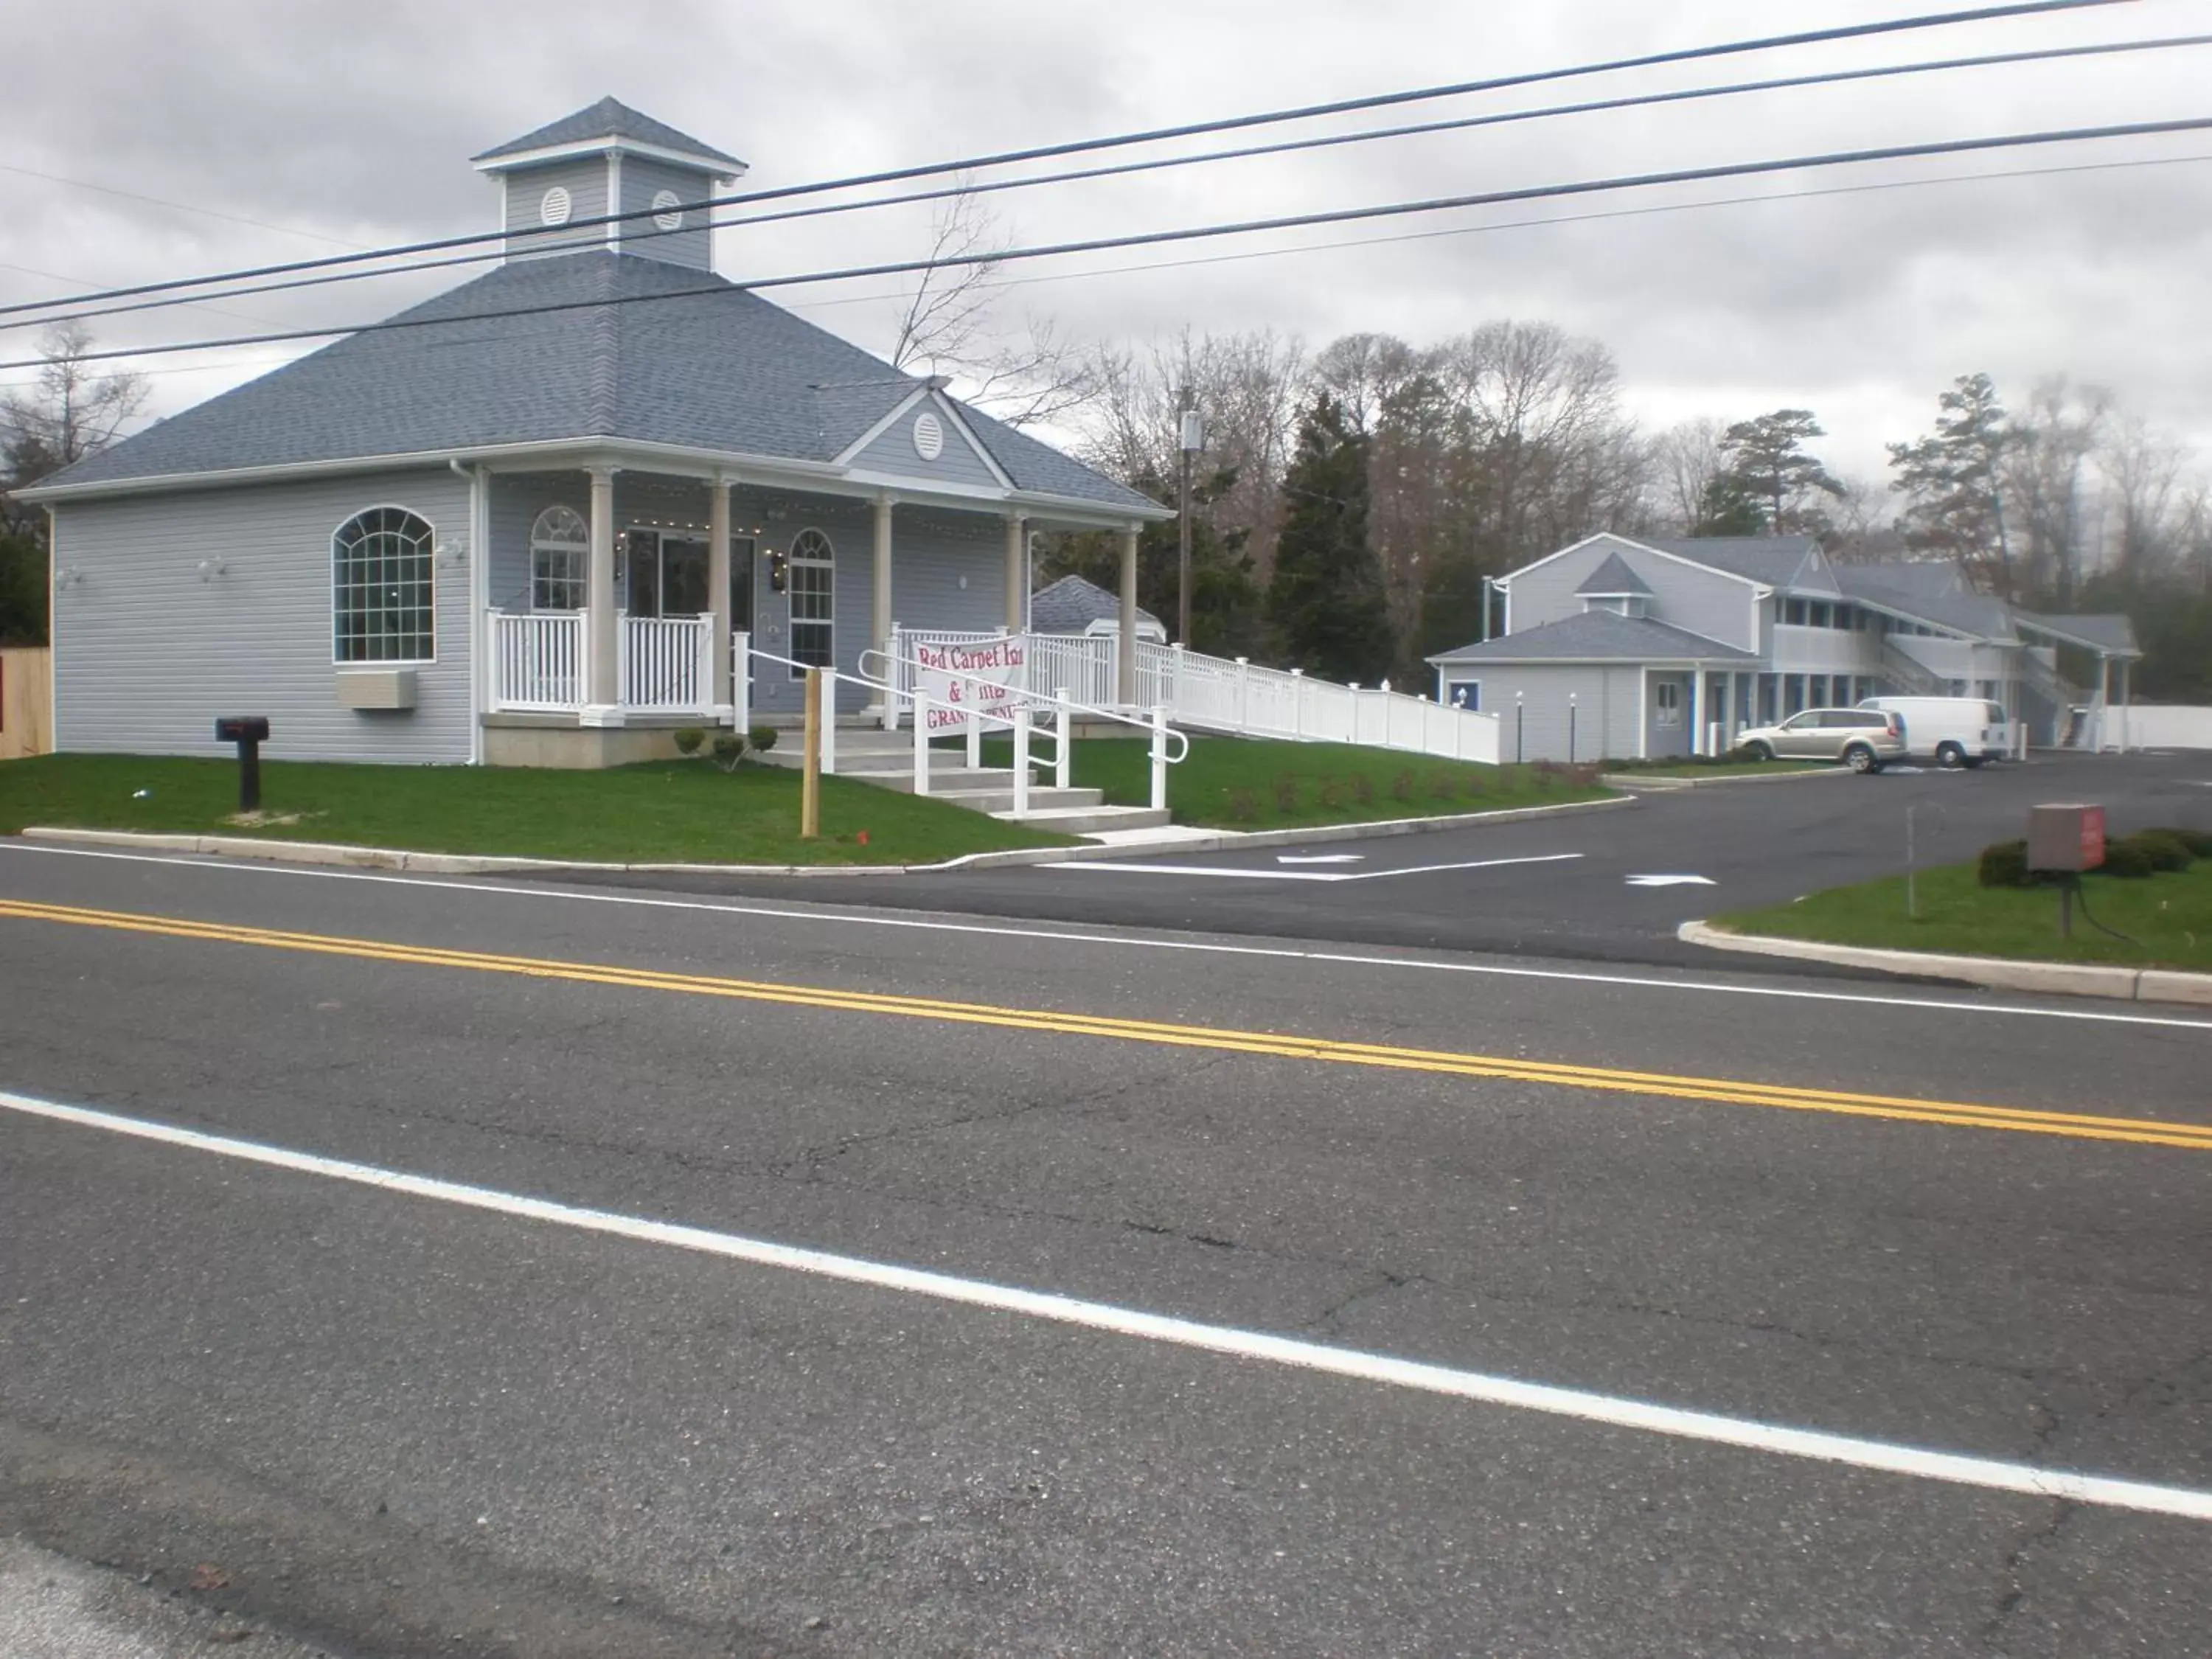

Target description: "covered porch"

left=470, top=456, right=1147, bottom=766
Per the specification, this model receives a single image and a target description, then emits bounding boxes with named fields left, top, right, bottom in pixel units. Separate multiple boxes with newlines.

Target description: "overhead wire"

left=14, top=28, right=2205, bottom=338
left=0, top=0, right=2130, bottom=324
left=5, top=113, right=2207, bottom=377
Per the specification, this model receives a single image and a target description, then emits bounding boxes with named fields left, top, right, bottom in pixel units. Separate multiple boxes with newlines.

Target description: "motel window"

left=1447, top=680, right=1480, bottom=712
left=333, top=505, right=434, bottom=664
left=1784, top=599, right=1807, bottom=625
left=529, top=505, right=588, bottom=611
left=1655, top=681, right=1682, bottom=726
left=787, top=527, right=835, bottom=676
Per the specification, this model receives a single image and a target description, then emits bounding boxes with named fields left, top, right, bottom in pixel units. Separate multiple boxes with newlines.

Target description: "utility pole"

left=1176, top=387, right=1203, bottom=647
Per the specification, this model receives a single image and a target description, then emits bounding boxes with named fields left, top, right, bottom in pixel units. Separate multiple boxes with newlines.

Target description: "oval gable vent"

left=912, top=411, right=945, bottom=462
left=652, top=189, right=684, bottom=231
left=539, top=185, right=573, bottom=227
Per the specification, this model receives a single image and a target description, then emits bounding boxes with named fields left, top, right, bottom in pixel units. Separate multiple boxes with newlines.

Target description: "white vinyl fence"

left=488, top=611, right=714, bottom=715
left=2117, top=705, right=2212, bottom=750
left=888, top=628, right=1501, bottom=765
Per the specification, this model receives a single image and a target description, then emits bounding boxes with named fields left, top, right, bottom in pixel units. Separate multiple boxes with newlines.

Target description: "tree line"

left=1038, top=327, right=2212, bottom=700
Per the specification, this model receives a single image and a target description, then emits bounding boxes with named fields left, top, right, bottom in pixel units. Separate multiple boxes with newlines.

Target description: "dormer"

left=471, top=97, right=747, bottom=272
left=1576, top=549, right=1652, bottom=619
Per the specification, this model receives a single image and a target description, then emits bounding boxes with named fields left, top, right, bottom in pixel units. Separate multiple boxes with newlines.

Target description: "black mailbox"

left=215, top=716, right=271, bottom=812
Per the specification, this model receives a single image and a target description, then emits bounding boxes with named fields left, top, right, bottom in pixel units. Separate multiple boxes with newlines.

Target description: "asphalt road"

left=562, top=750, right=2212, bottom=968
left=1, top=839, right=2208, bottom=1655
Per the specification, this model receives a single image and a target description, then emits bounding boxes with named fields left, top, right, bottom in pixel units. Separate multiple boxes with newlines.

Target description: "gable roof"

left=1428, top=609, right=1756, bottom=665
left=1574, top=549, right=1652, bottom=596
left=1031, top=574, right=1163, bottom=634
left=35, top=251, right=1160, bottom=515
left=2014, top=609, right=2140, bottom=655
left=1638, top=535, right=1823, bottom=589
left=473, top=98, right=744, bottom=172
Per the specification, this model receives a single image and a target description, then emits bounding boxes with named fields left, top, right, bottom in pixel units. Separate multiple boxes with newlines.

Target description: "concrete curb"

left=18, top=794, right=1632, bottom=879
left=1600, top=767, right=1848, bottom=790
left=1677, top=919, right=2212, bottom=1007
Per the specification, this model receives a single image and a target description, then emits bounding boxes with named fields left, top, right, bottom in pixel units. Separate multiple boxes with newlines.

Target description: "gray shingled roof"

left=1638, top=535, right=1821, bottom=588
left=1836, top=563, right=2016, bottom=641
left=473, top=97, right=744, bottom=170
left=1428, top=610, right=1757, bottom=665
left=1575, top=549, right=1652, bottom=596
left=41, top=251, right=1158, bottom=512
left=1030, top=574, right=1163, bottom=634
left=2014, top=609, right=2141, bottom=655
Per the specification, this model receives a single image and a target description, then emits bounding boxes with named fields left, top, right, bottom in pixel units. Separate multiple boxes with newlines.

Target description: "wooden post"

left=801, top=667, right=823, bottom=839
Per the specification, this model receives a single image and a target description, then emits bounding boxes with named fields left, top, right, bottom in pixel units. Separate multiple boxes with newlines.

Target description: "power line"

left=0, top=0, right=2129, bottom=324
left=18, top=28, right=2202, bottom=339
left=5, top=113, right=2201, bottom=377
left=8, top=145, right=2205, bottom=400
left=0, top=163, right=372, bottom=250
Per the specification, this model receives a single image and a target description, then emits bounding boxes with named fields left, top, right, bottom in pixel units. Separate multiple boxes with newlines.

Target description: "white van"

left=1855, top=696, right=2011, bottom=768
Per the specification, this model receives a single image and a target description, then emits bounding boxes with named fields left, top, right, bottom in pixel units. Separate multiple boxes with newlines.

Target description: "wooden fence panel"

left=0, top=647, right=52, bottom=759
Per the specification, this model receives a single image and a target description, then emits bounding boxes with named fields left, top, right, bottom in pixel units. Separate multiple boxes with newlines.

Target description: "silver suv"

left=1736, top=707, right=1905, bottom=773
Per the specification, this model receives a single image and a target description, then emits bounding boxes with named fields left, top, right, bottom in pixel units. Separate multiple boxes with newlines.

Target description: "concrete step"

left=997, top=804, right=1173, bottom=835
left=854, top=767, right=1041, bottom=794
left=927, top=785, right=1102, bottom=814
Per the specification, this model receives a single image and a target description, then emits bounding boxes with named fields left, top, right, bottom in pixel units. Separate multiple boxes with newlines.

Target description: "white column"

left=1004, top=514, right=1027, bottom=633
left=1116, top=523, right=1139, bottom=706
left=709, top=477, right=733, bottom=718
left=582, top=465, right=622, bottom=725
left=2118, top=658, right=2131, bottom=753
left=871, top=494, right=894, bottom=720
left=1689, top=667, right=1706, bottom=757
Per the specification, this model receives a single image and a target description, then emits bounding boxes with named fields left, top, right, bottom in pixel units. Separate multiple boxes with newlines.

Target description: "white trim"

left=829, top=385, right=935, bottom=465
left=1494, top=532, right=1770, bottom=595
left=1636, top=668, right=1649, bottom=759
left=330, top=502, right=438, bottom=668
left=467, top=464, right=489, bottom=765
left=605, top=150, right=624, bottom=254
left=474, top=137, right=745, bottom=178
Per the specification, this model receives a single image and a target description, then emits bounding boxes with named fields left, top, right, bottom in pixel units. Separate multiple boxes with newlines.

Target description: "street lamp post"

left=1568, top=692, right=1578, bottom=765
left=1515, top=690, right=1525, bottom=765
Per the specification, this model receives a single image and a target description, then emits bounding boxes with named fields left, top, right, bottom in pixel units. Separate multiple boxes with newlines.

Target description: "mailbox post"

left=2025, top=802, right=2105, bottom=938
left=215, top=717, right=271, bottom=813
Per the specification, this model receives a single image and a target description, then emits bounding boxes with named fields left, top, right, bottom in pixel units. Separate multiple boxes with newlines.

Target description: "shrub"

left=711, top=733, right=747, bottom=773
left=1460, top=769, right=1486, bottom=796
left=672, top=727, right=706, bottom=756
left=748, top=725, right=779, bottom=752
left=2151, top=825, right=2212, bottom=858
left=1318, top=776, right=1346, bottom=810
left=1226, top=787, right=1261, bottom=823
left=1272, top=773, right=1301, bottom=815
left=1569, top=763, right=1604, bottom=787
left=1427, top=771, right=1457, bottom=801
left=1718, top=744, right=1765, bottom=765
left=2097, top=836, right=2159, bottom=880
left=1352, top=773, right=1376, bottom=807
left=1978, top=839, right=2030, bottom=888
left=2120, top=830, right=2192, bottom=874
left=1389, top=768, right=1415, bottom=803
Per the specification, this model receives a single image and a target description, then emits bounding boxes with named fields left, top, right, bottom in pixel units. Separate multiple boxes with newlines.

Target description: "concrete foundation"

left=481, top=714, right=703, bottom=769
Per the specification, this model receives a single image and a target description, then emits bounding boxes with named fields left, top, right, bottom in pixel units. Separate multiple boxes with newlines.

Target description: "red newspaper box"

left=2026, top=804, right=2105, bottom=873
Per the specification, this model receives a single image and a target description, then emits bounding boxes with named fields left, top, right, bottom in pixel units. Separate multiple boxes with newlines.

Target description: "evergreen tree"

left=1712, top=409, right=1844, bottom=536
left=1265, top=394, right=1395, bottom=684
left=1887, top=372, right=2014, bottom=599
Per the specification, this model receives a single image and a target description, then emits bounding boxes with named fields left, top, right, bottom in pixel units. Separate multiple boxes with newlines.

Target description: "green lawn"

left=1718, top=860, right=2212, bottom=970
left=975, top=734, right=1614, bottom=830
left=0, top=754, right=1073, bottom=866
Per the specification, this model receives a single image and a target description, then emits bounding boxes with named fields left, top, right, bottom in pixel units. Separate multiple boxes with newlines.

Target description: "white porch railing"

left=487, top=611, right=585, bottom=712
left=887, top=627, right=1502, bottom=765
left=487, top=611, right=715, bottom=716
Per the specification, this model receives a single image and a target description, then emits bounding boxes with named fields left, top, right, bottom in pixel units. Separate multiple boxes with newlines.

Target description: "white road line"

left=5, top=1084, right=2208, bottom=1523
left=1277, top=854, right=1365, bottom=865
left=1048, top=853, right=1584, bottom=883
left=6, top=842, right=2211, bottom=1032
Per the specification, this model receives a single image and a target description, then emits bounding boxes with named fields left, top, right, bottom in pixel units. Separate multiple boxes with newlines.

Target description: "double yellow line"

left=6, top=895, right=2209, bottom=1151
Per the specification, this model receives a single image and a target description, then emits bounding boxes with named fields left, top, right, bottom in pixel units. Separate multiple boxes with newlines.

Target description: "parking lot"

left=573, top=750, right=2212, bottom=968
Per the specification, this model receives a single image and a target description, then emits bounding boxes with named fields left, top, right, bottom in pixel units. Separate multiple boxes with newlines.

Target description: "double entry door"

left=621, top=530, right=757, bottom=624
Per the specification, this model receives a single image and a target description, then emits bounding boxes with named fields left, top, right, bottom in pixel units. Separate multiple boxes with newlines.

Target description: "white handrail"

left=858, top=646, right=1191, bottom=764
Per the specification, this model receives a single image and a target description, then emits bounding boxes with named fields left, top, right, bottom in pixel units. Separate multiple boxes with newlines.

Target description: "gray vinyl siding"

left=503, top=158, right=611, bottom=260
left=52, top=467, right=473, bottom=763
left=1442, top=664, right=1644, bottom=763
left=1506, top=535, right=1759, bottom=651
left=848, top=403, right=1005, bottom=491
left=616, top=156, right=715, bottom=271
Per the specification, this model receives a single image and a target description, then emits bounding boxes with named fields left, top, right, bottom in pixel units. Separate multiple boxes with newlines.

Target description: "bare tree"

left=1, top=321, right=150, bottom=538
left=2099, top=410, right=2185, bottom=584
left=2003, top=376, right=2109, bottom=603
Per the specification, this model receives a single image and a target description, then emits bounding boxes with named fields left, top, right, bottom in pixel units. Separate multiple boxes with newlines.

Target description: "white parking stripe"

left=5, top=1085, right=2208, bottom=1523
left=5, top=842, right=2210, bottom=1032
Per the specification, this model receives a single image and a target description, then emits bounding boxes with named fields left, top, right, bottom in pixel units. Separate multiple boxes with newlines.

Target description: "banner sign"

left=914, top=638, right=1027, bottom=732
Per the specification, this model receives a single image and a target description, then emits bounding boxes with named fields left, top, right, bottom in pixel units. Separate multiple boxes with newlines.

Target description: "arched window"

left=530, top=504, right=588, bottom=611
left=333, top=506, right=434, bottom=664
left=787, top=526, right=835, bottom=675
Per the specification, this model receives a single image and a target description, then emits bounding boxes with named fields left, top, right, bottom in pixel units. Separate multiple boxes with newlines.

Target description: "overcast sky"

left=6, top=0, right=2211, bottom=485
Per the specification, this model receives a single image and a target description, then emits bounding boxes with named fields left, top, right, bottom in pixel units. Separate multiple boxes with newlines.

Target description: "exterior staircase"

left=757, top=722, right=1171, bottom=838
